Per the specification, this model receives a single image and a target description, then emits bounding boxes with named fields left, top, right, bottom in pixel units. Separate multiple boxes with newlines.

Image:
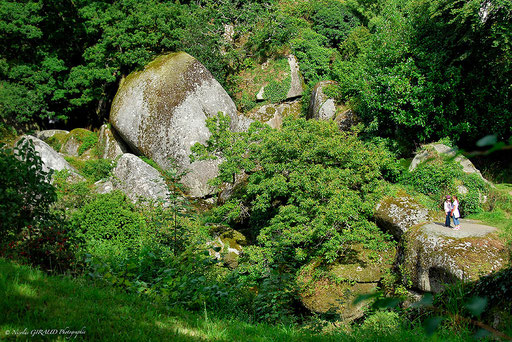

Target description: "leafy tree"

left=192, top=114, right=394, bottom=272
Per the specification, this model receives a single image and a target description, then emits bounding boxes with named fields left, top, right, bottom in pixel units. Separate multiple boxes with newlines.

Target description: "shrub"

left=70, top=192, right=152, bottom=266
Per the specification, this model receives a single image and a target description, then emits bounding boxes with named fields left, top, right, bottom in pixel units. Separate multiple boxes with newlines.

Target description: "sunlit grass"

left=0, top=258, right=476, bottom=341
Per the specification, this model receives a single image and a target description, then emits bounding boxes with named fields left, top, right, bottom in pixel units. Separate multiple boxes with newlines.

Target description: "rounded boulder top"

left=110, top=52, right=246, bottom=198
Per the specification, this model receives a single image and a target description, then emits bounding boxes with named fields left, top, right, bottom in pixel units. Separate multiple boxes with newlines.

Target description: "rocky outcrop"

left=110, top=52, right=250, bottom=198
left=375, top=189, right=440, bottom=239
left=109, top=153, right=169, bottom=203
left=18, top=135, right=80, bottom=178
left=60, top=128, right=95, bottom=157
left=334, top=109, right=359, bottom=131
left=297, top=245, right=396, bottom=321
left=35, top=129, right=69, bottom=142
left=98, top=124, right=128, bottom=160
left=308, top=81, right=337, bottom=121
left=286, top=55, right=304, bottom=99
left=409, top=143, right=488, bottom=182
left=401, top=220, right=509, bottom=293
left=255, top=55, right=304, bottom=102
left=307, top=81, right=359, bottom=131
left=248, top=101, right=301, bottom=129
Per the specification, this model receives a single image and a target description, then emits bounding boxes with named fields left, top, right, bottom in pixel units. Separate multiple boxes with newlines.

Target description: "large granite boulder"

left=110, top=52, right=250, bottom=198
left=297, top=245, right=396, bottom=321
left=17, top=135, right=80, bottom=178
left=98, top=124, right=128, bottom=160
left=409, top=143, right=488, bottom=182
left=104, top=153, right=169, bottom=203
left=401, top=220, right=509, bottom=293
left=375, top=189, right=440, bottom=239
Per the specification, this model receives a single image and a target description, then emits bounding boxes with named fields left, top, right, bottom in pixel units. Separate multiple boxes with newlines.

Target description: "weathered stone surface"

left=98, top=124, right=128, bottom=160
left=334, top=109, right=360, bottom=131
left=286, top=55, right=304, bottom=99
left=308, top=81, right=337, bottom=121
left=59, top=128, right=97, bottom=157
left=35, top=129, right=69, bottom=141
left=409, top=143, right=488, bottom=182
left=375, top=189, right=440, bottom=239
left=18, top=135, right=80, bottom=177
left=94, top=179, right=115, bottom=195
left=401, top=220, right=509, bottom=293
left=207, top=226, right=248, bottom=269
left=110, top=153, right=169, bottom=203
left=110, top=52, right=249, bottom=198
left=297, top=245, right=396, bottom=321
left=248, top=100, right=301, bottom=129
left=308, top=81, right=359, bottom=130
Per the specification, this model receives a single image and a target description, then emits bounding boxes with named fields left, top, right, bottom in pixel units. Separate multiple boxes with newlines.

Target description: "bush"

left=402, top=153, right=489, bottom=215
left=70, top=192, right=152, bottom=266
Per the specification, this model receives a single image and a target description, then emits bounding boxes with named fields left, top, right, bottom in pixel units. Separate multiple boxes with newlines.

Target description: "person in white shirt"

left=451, top=195, right=461, bottom=230
left=444, top=195, right=452, bottom=227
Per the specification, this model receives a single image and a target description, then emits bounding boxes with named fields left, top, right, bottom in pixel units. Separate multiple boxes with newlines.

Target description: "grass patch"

left=0, top=258, right=473, bottom=341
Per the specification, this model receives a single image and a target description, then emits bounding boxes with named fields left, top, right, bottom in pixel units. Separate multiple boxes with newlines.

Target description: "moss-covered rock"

left=16, top=135, right=83, bottom=181
left=308, top=81, right=337, bottom=121
left=247, top=100, right=301, bottom=129
left=60, top=128, right=97, bottom=158
left=401, top=220, right=509, bottom=293
left=98, top=124, right=128, bottom=160
left=375, top=189, right=441, bottom=239
left=297, top=244, right=396, bottom=321
left=207, top=225, right=248, bottom=269
left=409, top=143, right=488, bottom=183
left=307, top=81, right=360, bottom=131
left=110, top=52, right=250, bottom=198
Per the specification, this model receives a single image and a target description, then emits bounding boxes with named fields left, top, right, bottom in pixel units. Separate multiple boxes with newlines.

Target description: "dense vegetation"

left=1, top=0, right=511, bottom=340
left=1, top=0, right=511, bottom=149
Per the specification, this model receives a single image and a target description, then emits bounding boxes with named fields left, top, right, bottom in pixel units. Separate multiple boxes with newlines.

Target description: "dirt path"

left=423, top=219, right=497, bottom=238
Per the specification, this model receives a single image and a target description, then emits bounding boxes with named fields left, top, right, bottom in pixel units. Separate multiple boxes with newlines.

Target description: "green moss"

left=46, top=131, right=68, bottom=152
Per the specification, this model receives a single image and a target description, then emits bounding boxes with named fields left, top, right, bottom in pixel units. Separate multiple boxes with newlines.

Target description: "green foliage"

left=79, top=159, right=114, bottom=181
left=290, top=28, right=335, bottom=85
left=264, top=76, right=291, bottom=103
left=3, top=221, right=77, bottom=274
left=0, top=138, right=56, bottom=241
left=311, top=0, right=361, bottom=48
left=402, top=151, right=489, bottom=215
left=69, top=192, right=151, bottom=266
left=193, top=114, right=394, bottom=271
left=331, top=0, right=512, bottom=147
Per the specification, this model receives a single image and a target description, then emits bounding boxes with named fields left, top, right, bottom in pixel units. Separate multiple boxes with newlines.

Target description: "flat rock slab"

left=422, top=220, right=497, bottom=238
left=402, top=219, right=508, bottom=293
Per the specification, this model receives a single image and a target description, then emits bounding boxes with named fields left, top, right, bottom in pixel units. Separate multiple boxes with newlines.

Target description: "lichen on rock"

left=401, top=220, right=509, bottom=293
left=297, top=244, right=396, bottom=321
left=110, top=52, right=248, bottom=198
